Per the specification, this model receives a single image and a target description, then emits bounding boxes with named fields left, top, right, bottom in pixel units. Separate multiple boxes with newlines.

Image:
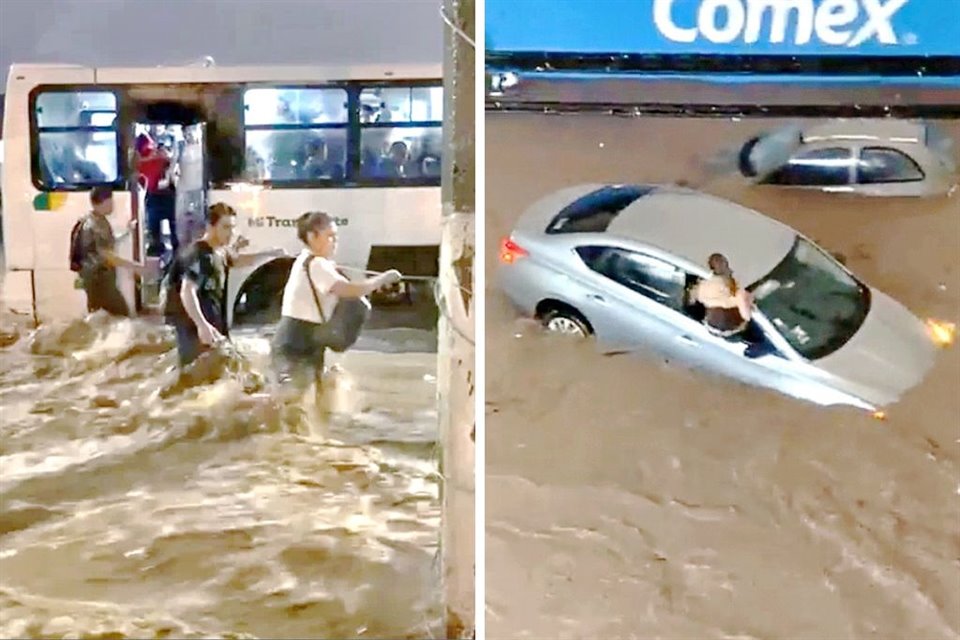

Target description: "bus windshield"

left=749, top=237, right=870, bottom=361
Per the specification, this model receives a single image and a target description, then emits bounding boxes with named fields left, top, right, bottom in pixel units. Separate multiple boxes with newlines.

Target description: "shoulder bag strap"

left=303, top=255, right=328, bottom=323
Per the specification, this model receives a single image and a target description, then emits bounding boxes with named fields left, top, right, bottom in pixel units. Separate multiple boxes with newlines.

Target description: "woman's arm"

left=330, top=270, right=402, bottom=299
left=736, top=289, right=754, bottom=321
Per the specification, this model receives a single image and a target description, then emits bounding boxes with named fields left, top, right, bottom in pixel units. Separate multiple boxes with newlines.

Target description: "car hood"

left=815, top=290, right=938, bottom=408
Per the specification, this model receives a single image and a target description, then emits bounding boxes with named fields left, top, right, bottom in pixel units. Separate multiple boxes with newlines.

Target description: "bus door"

left=129, top=121, right=209, bottom=313
left=176, top=122, right=209, bottom=250
left=124, top=127, right=146, bottom=314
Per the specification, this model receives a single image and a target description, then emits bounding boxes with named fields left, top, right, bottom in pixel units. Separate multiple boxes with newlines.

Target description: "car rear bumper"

left=496, top=259, right=554, bottom=318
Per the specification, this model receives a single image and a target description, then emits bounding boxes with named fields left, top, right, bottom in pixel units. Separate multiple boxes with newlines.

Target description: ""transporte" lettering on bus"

left=653, top=0, right=910, bottom=47
left=248, top=216, right=350, bottom=229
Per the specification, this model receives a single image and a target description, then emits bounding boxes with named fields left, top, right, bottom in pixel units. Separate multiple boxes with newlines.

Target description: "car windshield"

left=748, top=236, right=870, bottom=360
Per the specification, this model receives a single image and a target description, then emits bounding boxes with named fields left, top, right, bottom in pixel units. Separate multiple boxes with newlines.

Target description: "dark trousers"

left=272, top=316, right=327, bottom=393
left=83, top=270, right=130, bottom=317
left=145, top=191, right=178, bottom=258
left=173, top=320, right=209, bottom=367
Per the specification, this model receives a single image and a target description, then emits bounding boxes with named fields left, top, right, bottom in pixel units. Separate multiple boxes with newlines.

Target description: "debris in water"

left=91, top=394, right=119, bottom=409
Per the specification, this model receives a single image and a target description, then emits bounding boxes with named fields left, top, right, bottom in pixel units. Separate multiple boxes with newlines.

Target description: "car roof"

left=801, top=119, right=927, bottom=145
left=603, top=186, right=797, bottom=285
left=514, top=183, right=612, bottom=234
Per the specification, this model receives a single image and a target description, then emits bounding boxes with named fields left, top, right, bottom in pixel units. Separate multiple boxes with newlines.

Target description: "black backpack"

left=69, top=216, right=87, bottom=272
left=303, top=255, right=369, bottom=353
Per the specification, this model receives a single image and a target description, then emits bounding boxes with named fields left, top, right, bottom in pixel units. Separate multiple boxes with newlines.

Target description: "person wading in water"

left=164, top=203, right=283, bottom=368
left=272, top=211, right=401, bottom=426
left=72, top=186, right=145, bottom=317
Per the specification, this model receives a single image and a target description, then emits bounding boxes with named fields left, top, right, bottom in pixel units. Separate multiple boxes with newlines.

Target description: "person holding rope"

left=272, top=211, right=401, bottom=402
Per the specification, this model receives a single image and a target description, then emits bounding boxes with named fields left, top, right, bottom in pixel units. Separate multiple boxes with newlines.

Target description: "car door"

left=854, top=146, right=926, bottom=197
left=572, top=245, right=695, bottom=359
left=761, top=146, right=856, bottom=192
left=675, top=309, right=795, bottom=384
left=677, top=305, right=872, bottom=406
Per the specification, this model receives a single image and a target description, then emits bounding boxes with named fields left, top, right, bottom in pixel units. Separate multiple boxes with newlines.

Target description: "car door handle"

left=677, top=335, right=698, bottom=346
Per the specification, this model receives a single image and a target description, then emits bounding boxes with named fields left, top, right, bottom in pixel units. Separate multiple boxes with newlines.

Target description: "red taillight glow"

left=499, top=236, right=528, bottom=264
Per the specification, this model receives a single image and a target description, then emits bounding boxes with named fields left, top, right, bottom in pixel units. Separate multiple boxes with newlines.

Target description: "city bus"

left=1, top=61, right=443, bottom=326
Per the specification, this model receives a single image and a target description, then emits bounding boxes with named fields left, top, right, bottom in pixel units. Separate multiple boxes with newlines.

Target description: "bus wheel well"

left=232, top=257, right=295, bottom=327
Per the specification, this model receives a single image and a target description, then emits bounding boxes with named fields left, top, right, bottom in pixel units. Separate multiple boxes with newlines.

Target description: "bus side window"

left=359, top=85, right=442, bottom=183
left=33, top=91, right=119, bottom=189
left=242, top=87, right=349, bottom=185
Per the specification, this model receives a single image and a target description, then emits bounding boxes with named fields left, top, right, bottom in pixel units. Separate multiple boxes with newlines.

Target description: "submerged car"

left=497, top=183, right=942, bottom=412
left=738, top=120, right=957, bottom=198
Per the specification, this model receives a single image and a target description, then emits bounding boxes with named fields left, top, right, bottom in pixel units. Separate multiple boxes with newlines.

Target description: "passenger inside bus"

left=302, top=138, right=344, bottom=180
left=414, top=130, right=441, bottom=178
left=150, top=124, right=177, bottom=154
left=264, top=104, right=305, bottom=180
left=361, top=138, right=427, bottom=179
left=135, top=130, right=178, bottom=258
left=41, top=112, right=110, bottom=185
left=378, top=141, right=412, bottom=178
left=360, top=101, right=390, bottom=123
left=245, top=147, right=267, bottom=181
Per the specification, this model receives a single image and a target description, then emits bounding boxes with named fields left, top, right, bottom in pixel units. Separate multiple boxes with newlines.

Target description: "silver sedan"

left=497, top=183, right=944, bottom=413
left=739, top=119, right=957, bottom=198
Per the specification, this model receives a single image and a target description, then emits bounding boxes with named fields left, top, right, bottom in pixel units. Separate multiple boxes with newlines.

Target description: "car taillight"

left=499, top=236, right=528, bottom=264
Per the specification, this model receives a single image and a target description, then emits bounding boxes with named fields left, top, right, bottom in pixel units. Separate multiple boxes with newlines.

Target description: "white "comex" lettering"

left=653, top=0, right=909, bottom=47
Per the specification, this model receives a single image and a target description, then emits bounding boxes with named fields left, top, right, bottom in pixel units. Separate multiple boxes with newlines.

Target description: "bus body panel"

left=33, top=269, right=86, bottom=322
left=3, top=67, right=98, bottom=271
left=213, top=185, right=440, bottom=260
left=3, top=271, right=35, bottom=318
left=93, top=64, right=440, bottom=85
left=214, top=185, right=440, bottom=326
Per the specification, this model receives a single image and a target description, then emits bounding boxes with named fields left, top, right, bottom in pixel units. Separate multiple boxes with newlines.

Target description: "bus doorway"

left=130, top=121, right=209, bottom=313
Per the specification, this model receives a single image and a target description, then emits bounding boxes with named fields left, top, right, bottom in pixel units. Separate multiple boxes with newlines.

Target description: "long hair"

left=708, top=253, right=738, bottom=294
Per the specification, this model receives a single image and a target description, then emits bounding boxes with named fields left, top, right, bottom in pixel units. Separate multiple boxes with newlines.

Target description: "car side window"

left=857, top=146, right=925, bottom=184
left=576, top=246, right=686, bottom=310
left=763, top=146, right=853, bottom=187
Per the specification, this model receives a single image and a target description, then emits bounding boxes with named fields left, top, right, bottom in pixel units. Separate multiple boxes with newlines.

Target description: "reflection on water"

left=486, top=114, right=960, bottom=639
left=0, top=312, right=440, bottom=639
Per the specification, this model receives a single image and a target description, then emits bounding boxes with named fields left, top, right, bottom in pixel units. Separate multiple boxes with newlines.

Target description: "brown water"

left=485, top=114, right=960, bottom=639
left=0, top=310, right=441, bottom=639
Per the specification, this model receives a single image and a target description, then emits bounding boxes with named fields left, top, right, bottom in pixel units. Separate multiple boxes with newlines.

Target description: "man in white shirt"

left=272, top=211, right=401, bottom=406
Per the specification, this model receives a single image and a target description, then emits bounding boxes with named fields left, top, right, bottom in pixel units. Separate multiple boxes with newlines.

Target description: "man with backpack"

left=70, top=186, right=145, bottom=317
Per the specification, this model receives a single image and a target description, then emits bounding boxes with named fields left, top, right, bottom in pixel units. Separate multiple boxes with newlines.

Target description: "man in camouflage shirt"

left=79, top=186, right=146, bottom=316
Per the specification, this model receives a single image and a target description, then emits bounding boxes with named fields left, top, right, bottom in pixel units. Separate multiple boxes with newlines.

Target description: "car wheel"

left=540, top=308, right=591, bottom=337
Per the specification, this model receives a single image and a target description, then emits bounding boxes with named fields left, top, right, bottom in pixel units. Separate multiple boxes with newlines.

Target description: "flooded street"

left=0, top=308, right=441, bottom=639
left=485, top=113, right=960, bottom=639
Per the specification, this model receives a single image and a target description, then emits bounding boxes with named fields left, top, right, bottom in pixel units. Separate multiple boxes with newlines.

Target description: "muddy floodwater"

left=0, top=306, right=441, bottom=639
left=485, top=113, right=960, bottom=639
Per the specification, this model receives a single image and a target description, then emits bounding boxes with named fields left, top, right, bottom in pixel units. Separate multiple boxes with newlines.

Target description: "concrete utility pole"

left=439, top=0, right=475, bottom=637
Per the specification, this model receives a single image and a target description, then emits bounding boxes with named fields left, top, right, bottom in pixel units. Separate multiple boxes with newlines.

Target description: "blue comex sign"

left=486, top=0, right=960, bottom=57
